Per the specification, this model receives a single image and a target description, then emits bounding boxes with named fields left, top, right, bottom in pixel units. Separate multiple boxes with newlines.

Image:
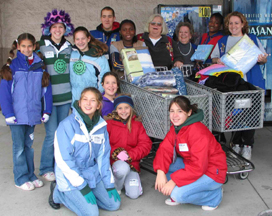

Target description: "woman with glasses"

left=137, top=14, right=182, bottom=69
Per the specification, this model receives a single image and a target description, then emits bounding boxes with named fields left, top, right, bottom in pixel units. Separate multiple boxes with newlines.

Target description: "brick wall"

left=0, top=0, right=222, bottom=64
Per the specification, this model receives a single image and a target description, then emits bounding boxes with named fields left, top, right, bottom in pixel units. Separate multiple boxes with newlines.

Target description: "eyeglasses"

left=150, top=22, right=162, bottom=26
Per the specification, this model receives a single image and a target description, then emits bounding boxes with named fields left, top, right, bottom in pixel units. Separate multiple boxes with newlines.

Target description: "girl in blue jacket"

left=70, top=26, right=110, bottom=104
left=49, top=87, right=120, bottom=215
left=0, top=33, right=52, bottom=191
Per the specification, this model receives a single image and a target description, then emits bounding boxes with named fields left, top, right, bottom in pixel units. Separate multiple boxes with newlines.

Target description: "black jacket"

left=142, top=32, right=182, bottom=69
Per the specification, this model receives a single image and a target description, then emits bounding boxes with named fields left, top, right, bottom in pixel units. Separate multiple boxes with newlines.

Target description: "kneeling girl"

left=154, top=96, right=227, bottom=210
left=51, top=87, right=120, bottom=215
left=105, top=95, right=152, bottom=199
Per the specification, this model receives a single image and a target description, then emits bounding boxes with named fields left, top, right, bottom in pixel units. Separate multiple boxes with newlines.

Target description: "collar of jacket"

left=105, top=115, right=141, bottom=125
left=97, top=22, right=120, bottom=34
left=43, top=38, right=70, bottom=55
left=16, top=51, right=43, bottom=68
left=72, top=107, right=107, bottom=137
left=72, top=45, right=102, bottom=57
left=208, top=31, right=223, bottom=38
left=174, top=109, right=204, bottom=134
left=142, top=32, right=168, bottom=43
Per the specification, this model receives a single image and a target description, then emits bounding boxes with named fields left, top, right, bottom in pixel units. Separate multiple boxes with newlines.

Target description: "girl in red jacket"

left=153, top=96, right=227, bottom=210
left=106, top=94, right=152, bottom=199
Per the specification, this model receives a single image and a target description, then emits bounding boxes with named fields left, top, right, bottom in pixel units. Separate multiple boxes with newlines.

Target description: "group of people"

left=0, top=5, right=268, bottom=216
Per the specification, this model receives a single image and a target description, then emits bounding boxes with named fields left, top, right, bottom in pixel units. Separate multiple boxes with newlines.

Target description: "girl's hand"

left=174, top=61, right=183, bottom=68
left=161, top=180, right=176, bottom=196
left=41, top=113, right=50, bottom=123
left=5, top=116, right=17, bottom=124
left=155, top=170, right=167, bottom=192
left=257, top=53, right=268, bottom=64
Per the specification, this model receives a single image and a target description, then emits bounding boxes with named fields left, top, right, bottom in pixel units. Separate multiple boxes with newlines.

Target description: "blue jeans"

left=167, top=157, right=223, bottom=208
left=53, top=181, right=120, bottom=216
left=39, top=103, right=71, bottom=175
left=10, top=125, right=37, bottom=186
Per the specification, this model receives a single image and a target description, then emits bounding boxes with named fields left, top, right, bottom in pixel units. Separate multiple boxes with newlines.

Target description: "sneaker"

left=232, top=144, right=241, bottom=154
left=15, top=181, right=35, bottom=191
left=202, top=205, right=218, bottom=211
left=241, top=145, right=252, bottom=160
left=43, top=172, right=56, bottom=181
left=165, top=198, right=180, bottom=206
left=32, top=179, right=44, bottom=188
left=202, top=188, right=223, bottom=211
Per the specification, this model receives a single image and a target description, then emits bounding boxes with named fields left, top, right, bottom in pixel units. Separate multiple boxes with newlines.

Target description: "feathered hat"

left=41, top=9, right=74, bottom=36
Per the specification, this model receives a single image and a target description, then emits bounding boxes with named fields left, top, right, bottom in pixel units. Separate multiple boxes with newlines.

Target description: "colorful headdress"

left=41, top=9, right=74, bottom=36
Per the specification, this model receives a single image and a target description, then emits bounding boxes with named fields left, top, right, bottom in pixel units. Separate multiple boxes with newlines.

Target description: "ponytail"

left=89, top=34, right=108, bottom=56
left=0, top=40, right=17, bottom=80
left=0, top=33, right=50, bottom=88
left=35, top=42, right=50, bottom=87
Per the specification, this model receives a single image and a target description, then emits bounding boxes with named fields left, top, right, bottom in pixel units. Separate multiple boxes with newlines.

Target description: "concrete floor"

left=0, top=112, right=271, bottom=216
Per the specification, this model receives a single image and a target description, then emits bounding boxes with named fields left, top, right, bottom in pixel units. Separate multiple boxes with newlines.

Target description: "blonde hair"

left=143, top=14, right=168, bottom=35
left=79, top=87, right=103, bottom=114
left=112, top=93, right=137, bottom=132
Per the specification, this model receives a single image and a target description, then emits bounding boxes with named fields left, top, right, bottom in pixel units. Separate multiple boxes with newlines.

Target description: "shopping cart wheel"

left=238, top=172, right=249, bottom=180
left=224, top=175, right=228, bottom=184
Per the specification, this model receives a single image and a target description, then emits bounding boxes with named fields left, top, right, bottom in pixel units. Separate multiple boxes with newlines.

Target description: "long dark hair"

left=169, top=96, right=198, bottom=114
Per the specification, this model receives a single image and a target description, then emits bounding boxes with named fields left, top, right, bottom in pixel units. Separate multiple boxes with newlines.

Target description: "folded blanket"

left=220, top=34, right=263, bottom=74
left=190, top=44, right=214, bottom=63
left=136, top=71, right=176, bottom=87
left=196, top=64, right=243, bottom=78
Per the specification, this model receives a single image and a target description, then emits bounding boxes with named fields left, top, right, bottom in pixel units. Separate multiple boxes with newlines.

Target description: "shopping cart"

left=120, top=66, right=212, bottom=173
left=121, top=67, right=212, bottom=139
left=185, top=79, right=265, bottom=182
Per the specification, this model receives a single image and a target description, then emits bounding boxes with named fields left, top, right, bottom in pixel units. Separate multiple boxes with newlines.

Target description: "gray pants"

left=112, top=160, right=143, bottom=199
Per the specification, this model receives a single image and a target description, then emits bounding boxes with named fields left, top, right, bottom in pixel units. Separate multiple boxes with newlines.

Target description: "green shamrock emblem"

left=54, top=59, right=67, bottom=74
left=73, top=60, right=86, bottom=75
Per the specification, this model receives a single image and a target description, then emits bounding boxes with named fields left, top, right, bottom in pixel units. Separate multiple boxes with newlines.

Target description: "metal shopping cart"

left=185, top=79, right=265, bottom=182
left=120, top=65, right=212, bottom=173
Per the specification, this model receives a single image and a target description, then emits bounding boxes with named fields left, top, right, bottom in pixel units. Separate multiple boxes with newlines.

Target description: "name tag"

left=129, top=179, right=139, bottom=186
left=179, top=143, right=189, bottom=152
left=91, top=134, right=104, bottom=144
left=45, top=51, right=54, bottom=58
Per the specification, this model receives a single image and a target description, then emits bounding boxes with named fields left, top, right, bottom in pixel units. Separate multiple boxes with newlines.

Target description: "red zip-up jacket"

left=153, top=122, right=227, bottom=187
left=106, top=116, right=152, bottom=172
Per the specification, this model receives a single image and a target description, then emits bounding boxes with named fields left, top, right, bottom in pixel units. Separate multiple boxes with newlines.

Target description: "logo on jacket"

left=73, top=60, right=86, bottom=75
left=54, top=59, right=67, bottom=74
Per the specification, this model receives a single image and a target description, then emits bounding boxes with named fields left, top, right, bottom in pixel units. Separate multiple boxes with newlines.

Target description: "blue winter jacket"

left=0, top=51, right=52, bottom=126
left=90, top=22, right=120, bottom=50
left=54, top=108, right=114, bottom=192
left=70, top=48, right=110, bottom=104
